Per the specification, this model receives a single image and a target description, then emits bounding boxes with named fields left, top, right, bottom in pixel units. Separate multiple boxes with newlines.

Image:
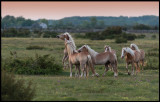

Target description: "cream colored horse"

left=78, top=45, right=118, bottom=77
left=104, top=45, right=117, bottom=71
left=121, top=47, right=141, bottom=75
left=56, top=32, right=76, bottom=69
left=130, top=44, right=145, bottom=71
left=65, top=39, right=99, bottom=77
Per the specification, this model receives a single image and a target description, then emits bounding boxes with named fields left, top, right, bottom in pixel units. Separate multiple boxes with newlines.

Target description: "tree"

left=39, top=19, right=48, bottom=26
left=90, top=17, right=97, bottom=29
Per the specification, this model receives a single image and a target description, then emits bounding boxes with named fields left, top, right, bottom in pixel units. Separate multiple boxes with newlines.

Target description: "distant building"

left=39, top=23, right=47, bottom=29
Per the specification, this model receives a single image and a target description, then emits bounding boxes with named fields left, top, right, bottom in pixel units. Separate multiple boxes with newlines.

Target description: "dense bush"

left=121, top=33, right=136, bottom=41
left=1, top=69, right=36, bottom=101
left=43, top=31, right=58, bottom=38
left=26, top=45, right=45, bottom=50
left=3, top=53, right=63, bottom=75
left=115, top=37, right=127, bottom=43
left=136, top=34, right=146, bottom=39
left=1, top=28, right=31, bottom=37
left=151, top=35, right=156, bottom=39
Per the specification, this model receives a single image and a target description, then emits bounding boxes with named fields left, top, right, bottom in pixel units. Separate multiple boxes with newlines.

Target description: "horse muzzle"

left=56, top=35, right=60, bottom=38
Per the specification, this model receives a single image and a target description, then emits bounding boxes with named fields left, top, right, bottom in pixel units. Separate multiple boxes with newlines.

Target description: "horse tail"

left=87, top=55, right=98, bottom=77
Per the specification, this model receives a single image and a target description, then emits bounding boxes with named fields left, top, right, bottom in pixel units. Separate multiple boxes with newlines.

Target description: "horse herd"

left=56, top=32, right=145, bottom=77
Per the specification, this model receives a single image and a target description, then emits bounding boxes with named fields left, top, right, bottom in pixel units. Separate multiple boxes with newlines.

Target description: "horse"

left=121, top=47, right=141, bottom=75
left=56, top=32, right=76, bottom=69
left=130, top=44, right=145, bottom=71
left=78, top=45, right=118, bottom=77
left=104, top=45, right=117, bottom=71
left=64, top=39, right=99, bottom=77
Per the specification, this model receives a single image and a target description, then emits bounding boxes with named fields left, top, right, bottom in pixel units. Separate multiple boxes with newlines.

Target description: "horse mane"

left=108, top=47, right=112, bottom=52
left=64, top=32, right=76, bottom=49
left=85, top=45, right=98, bottom=56
left=104, top=45, right=111, bottom=52
left=130, top=43, right=140, bottom=52
left=66, top=40, right=77, bottom=55
left=123, top=47, right=135, bottom=56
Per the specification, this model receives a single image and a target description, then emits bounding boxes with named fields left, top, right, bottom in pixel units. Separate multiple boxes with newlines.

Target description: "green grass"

left=1, top=34, right=159, bottom=101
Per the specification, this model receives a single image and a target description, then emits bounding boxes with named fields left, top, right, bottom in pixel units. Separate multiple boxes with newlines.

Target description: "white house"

left=39, top=23, right=47, bottom=29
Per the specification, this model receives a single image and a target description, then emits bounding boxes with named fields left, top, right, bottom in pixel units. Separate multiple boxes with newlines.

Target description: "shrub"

left=151, top=35, right=156, bottom=39
left=143, top=57, right=159, bottom=70
left=3, top=53, right=63, bottom=75
left=136, top=34, right=146, bottom=39
left=1, top=69, right=36, bottom=101
left=115, top=37, right=127, bottom=43
left=26, top=45, right=45, bottom=50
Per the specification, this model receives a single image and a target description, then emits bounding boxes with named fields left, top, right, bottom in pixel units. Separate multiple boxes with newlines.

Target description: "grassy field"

left=1, top=33, right=159, bottom=101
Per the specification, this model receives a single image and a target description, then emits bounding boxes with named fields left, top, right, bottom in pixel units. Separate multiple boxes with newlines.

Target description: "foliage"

left=133, top=24, right=151, bottom=30
left=115, top=37, right=127, bottom=43
left=1, top=69, right=36, bottom=101
left=3, top=53, right=63, bottom=75
left=151, top=35, right=156, bottom=39
left=136, top=34, right=146, bottom=39
left=26, top=45, right=45, bottom=50
left=1, top=28, right=30, bottom=37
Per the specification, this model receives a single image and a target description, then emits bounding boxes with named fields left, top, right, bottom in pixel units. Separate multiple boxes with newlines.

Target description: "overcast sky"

left=1, top=1, right=159, bottom=20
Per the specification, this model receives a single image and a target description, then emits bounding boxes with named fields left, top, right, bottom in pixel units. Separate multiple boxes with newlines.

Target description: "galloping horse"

left=130, top=44, right=145, bottom=71
left=56, top=32, right=76, bottom=69
left=104, top=45, right=117, bottom=71
left=65, top=39, right=99, bottom=77
left=121, top=47, right=141, bottom=75
left=78, top=45, right=118, bottom=77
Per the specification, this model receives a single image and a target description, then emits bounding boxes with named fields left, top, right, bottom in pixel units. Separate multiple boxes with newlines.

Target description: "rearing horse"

left=56, top=32, right=76, bottom=69
left=121, top=47, right=141, bottom=75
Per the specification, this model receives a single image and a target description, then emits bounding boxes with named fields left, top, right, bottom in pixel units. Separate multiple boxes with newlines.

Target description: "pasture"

left=1, top=33, right=159, bottom=101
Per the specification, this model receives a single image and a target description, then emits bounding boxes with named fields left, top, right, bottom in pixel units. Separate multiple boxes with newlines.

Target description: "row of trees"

left=2, top=15, right=159, bottom=30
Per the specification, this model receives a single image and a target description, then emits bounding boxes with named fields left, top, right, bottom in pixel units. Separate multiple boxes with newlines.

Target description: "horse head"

left=121, top=48, right=127, bottom=59
left=77, top=45, right=88, bottom=53
left=56, top=32, right=70, bottom=40
left=104, top=45, right=111, bottom=52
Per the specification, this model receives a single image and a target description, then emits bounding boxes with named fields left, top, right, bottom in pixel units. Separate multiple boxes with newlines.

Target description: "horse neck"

left=125, top=53, right=134, bottom=60
left=67, top=34, right=76, bottom=49
left=87, top=47, right=98, bottom=57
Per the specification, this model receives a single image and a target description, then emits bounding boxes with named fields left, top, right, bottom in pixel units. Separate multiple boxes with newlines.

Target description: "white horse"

left=56, top=32, right=76, bottom=69
left=130, top=44, right=145, bottom=71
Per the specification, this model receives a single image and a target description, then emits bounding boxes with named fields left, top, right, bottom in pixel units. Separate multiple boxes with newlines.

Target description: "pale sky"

left=1, top=1, right=159, bottom=20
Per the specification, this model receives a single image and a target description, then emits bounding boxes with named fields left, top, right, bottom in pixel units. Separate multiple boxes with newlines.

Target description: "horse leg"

left=134, top=63, right=138, bottom=75
left=75, top=65, right=78, bottom=77
left=131, top=62, right=135, bottom=75
left=102, top=64, right=109, bottom=77
left=126, top=63, right=131, bottom=75
left=62, top=55, right=66, bottom=69
left=86, top=64, right=90, bottom=77
left=112, top=63, right=118, bottom=77
left=80, top=64, right=85, bottom=77
left=141, top=60, right=144, bottom=71
left=69, top=62, right=73, bottom=77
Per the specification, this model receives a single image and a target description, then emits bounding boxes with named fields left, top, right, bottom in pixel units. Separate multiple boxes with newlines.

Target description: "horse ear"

left=104, top=45, right=107, bottom=48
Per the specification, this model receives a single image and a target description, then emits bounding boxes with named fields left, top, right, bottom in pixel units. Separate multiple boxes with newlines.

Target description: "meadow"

left=1, top=33, right=159, bottom=101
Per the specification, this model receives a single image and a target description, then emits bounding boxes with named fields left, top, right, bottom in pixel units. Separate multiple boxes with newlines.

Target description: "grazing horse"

left=56, top=32, right=76, bottom=69
left=78, top=45, right=118, bottom=77
left=64, top=39, right=99, bottom=77
left=130, top=44, right=145, bottom=71
left=121, top=47, right=141, bottom=75
left=104, top=45, right=117, bottom=71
